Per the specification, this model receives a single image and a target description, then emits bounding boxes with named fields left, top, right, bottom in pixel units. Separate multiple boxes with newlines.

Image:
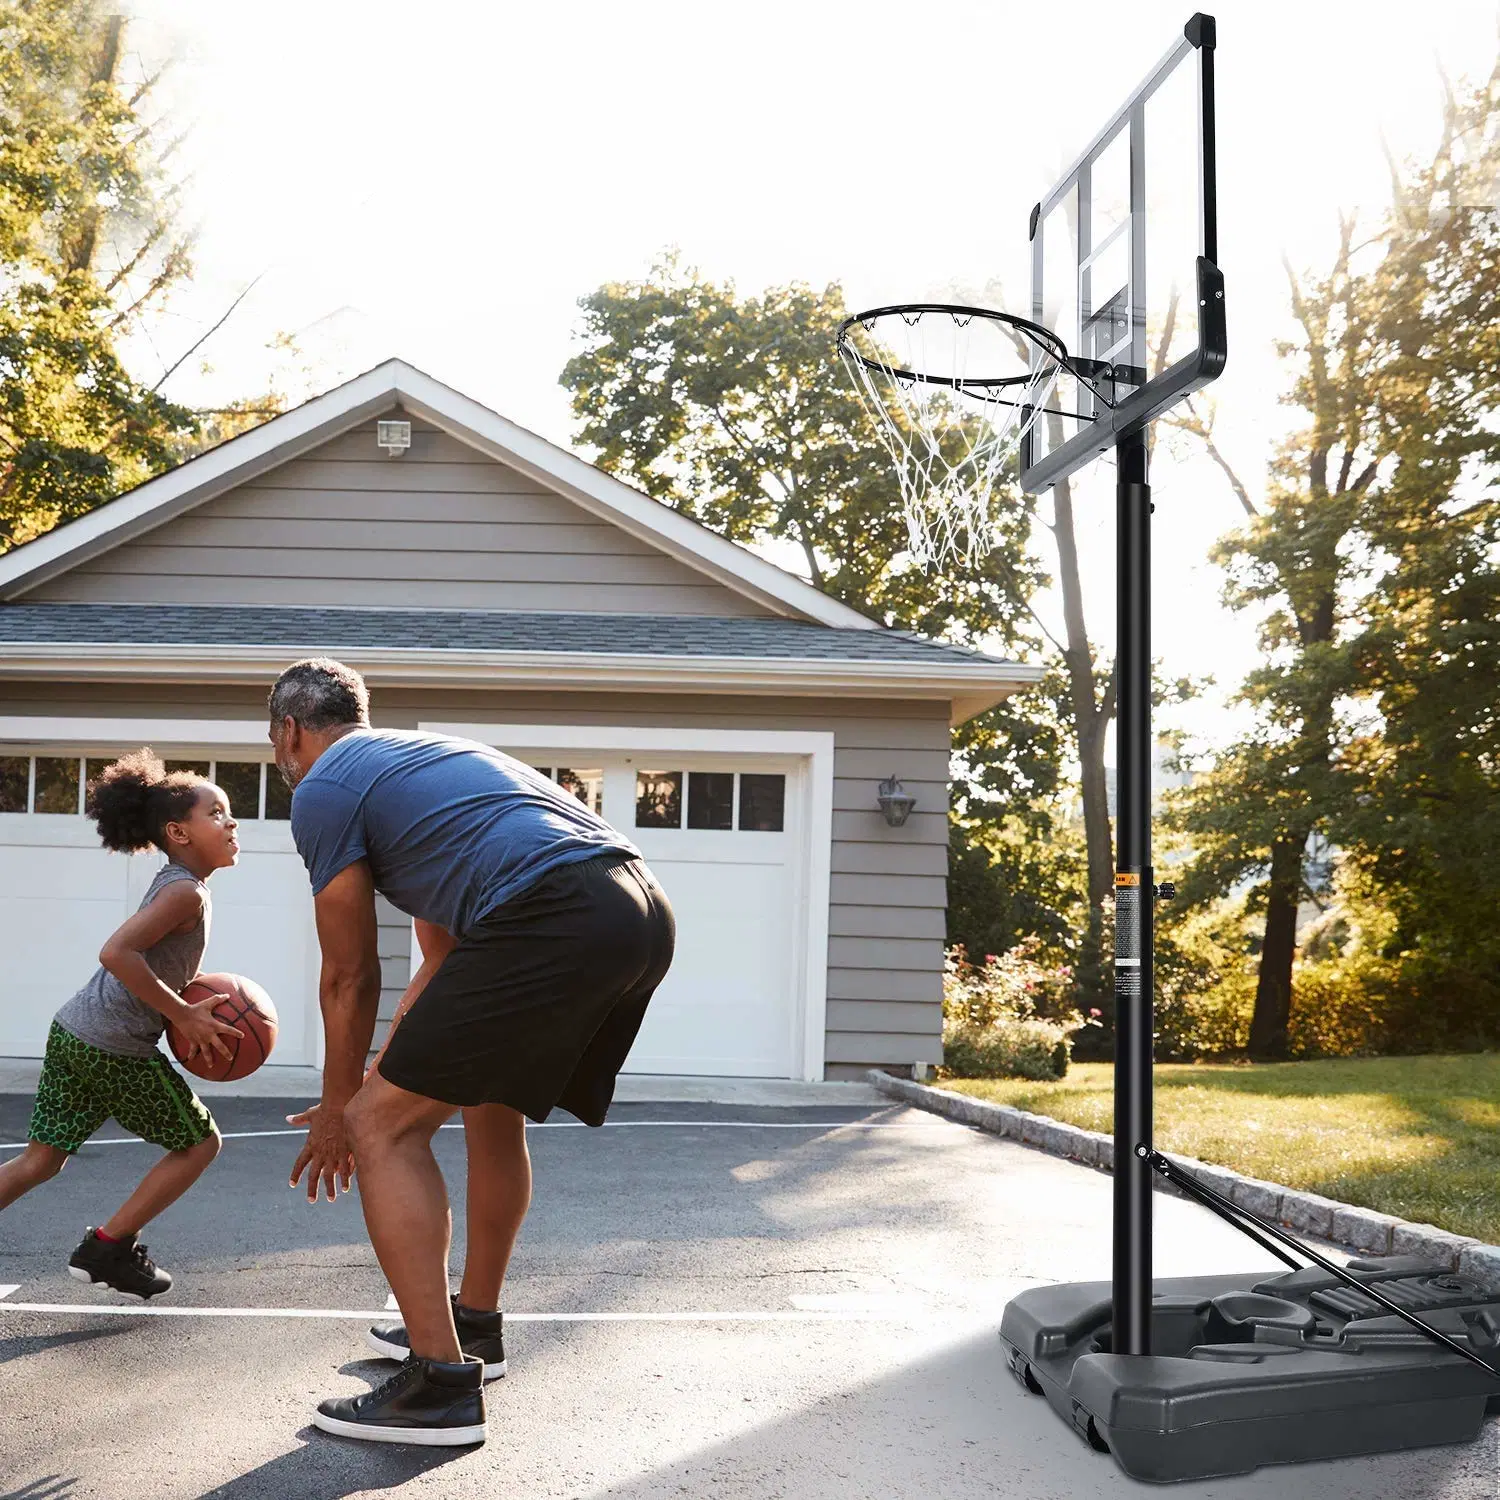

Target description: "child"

left=0, top=750, right=245, bottom=1299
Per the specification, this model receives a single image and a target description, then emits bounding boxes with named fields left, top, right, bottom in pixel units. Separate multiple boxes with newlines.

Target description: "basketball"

left=169, top=972, right=278, bottom=1082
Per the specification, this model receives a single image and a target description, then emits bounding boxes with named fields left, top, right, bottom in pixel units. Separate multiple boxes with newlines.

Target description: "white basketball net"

left=838, top=308, right=1062, bottom=569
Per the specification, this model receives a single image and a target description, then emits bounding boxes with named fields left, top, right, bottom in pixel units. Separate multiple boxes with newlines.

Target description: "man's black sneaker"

left=366, top=1293, right=507, bottom=1379
left=313, top=1355, right=486, bottom=1446
left=67, top=1228, right=172, bottom=1299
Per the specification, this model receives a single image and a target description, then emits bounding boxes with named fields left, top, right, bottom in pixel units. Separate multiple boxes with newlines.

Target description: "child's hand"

left=177, top=993, right=244, bottom=1062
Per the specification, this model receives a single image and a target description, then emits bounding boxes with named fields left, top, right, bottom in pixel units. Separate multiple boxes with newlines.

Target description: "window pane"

left=528, top=766, right=553, bottom=780
left=34, top=757, right=81, bottom=814
left=215, top=761, right=262, bottom=820
left=556, top=767, right=604, bottom=816
left=635, top=770, right=682, bottom=829
left=264, top=768, right=293, bottom=820
left=0, top=757, right=26, bottom=813
left=739, top=773, right=786, bottom=832
left=165, top=759, right=211, bottom=778
left=687, top=771, right=734, bottom=830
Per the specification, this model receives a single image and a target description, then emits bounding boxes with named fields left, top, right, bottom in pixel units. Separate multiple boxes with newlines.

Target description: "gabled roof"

left=0, top=358, right=878, bottom=631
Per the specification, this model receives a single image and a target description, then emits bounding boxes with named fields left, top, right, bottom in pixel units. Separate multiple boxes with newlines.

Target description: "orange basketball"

left=169, top=972, right=279, bottom=1082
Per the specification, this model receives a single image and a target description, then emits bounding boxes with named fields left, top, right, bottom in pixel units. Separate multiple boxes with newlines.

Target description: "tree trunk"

left=1050, top=466, right=1114, bottom=911
left=1248, top=833, right=1305, bottom=1059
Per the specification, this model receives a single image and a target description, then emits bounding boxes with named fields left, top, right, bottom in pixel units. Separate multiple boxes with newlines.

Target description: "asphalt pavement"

left=0, top=1095, right=1494, bottom=1499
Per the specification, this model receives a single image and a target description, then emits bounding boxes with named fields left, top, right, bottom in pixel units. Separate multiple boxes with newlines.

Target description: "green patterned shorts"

left=29, top=1022, right=217, bottom=1155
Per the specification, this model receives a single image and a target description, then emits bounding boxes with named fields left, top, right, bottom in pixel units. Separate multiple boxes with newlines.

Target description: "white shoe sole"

left=312, top=1409, right=486, bottom=1446
left=67, top=1265, right=160, bottom=1301
left=364, top=1328, right=507, bottom=1380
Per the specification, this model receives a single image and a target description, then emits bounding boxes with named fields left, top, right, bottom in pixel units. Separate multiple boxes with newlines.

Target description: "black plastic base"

left=1000, top=1257, right=1500, bottom=1483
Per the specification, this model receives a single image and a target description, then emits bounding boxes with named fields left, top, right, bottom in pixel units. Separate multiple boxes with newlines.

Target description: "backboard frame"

left=1019, top=13, right=1225, bottom=494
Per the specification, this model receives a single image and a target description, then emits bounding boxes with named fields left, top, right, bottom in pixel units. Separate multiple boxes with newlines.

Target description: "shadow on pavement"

left=2, top=1477, right=80, bottom=1500
left=192, top=1435, right=467, bottom=1500
left=578, top=1328, right=1497, bottom=1500
left=0, top=1323, right=136, bottom=1366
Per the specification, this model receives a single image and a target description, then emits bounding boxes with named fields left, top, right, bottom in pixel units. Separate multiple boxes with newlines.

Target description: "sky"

left=117, top=0, right=1499, bottom=754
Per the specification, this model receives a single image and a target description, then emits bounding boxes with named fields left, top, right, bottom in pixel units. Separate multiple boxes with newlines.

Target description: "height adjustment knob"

left=1154, top=881, right=1177, bottom=902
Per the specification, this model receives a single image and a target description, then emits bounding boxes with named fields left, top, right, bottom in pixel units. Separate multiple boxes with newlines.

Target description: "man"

left=269, top=658, right=674, bottom=1445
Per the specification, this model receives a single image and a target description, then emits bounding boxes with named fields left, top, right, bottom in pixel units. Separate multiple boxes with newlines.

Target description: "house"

left=0, top=360, right=1040, bottom=1081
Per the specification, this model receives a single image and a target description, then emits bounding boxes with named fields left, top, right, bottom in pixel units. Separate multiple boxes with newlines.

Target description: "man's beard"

left=275, top=753, right=302, bottom=791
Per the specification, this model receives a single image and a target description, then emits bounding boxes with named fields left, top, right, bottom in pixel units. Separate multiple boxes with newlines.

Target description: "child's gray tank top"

left=54, top=862, right=210, bottom=1059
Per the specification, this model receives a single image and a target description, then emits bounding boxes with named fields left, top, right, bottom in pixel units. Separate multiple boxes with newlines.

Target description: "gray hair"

left=268, top=658, right=370, bottom=731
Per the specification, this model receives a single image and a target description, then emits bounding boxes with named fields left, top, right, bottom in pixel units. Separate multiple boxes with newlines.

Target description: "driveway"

left=0, top=1095, right=1493, bottom=1499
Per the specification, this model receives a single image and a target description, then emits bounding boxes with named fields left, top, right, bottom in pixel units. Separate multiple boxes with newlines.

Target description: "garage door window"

left=0, top=757, right=27, bottom=812
left=4, top=755, right=287, bottom=819
left=215, top=762, right=264, bottom=819
left=635, top=771, right=683, bottom=829
left=34, top=757, right=83, bottom=814
left=739, top=774, right=786, bottom=832
left=686, top=772, right=734, bottom=830
left=635, top=770, right=786, bottom=833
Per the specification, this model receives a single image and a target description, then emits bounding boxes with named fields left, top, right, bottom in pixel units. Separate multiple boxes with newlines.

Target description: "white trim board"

left=424, top=721, right=835, bottom=1083
left=0, top=717, right=272, bottom=748
left=0, top=645, right=1036, bottom=723
left=0, top=358, right=876, bottom=633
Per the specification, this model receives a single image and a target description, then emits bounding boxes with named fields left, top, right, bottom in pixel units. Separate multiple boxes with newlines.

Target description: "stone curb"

left=867, top=1070, right=1500, bottom=1293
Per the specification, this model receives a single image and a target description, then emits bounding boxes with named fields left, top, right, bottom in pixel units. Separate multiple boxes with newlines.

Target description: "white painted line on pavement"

left=0, top=1120, right=933, bottom=1151
left=385, top=1293, right=399, bottom=1311
left=0, top=1301, right=943, bottom=1323
left=0, top=1285, right=18, bottom=1301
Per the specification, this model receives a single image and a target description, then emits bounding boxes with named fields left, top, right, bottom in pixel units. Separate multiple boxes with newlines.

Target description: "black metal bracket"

left=1144, top=1147, right=1500, bottom=1378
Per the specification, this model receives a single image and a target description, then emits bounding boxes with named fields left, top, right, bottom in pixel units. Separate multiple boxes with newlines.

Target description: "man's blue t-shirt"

left=289, top=729, right=639, bottom=937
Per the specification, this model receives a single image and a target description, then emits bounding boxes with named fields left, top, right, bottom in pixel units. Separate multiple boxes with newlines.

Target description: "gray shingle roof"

left=0, top=603, right=1016, bottom=670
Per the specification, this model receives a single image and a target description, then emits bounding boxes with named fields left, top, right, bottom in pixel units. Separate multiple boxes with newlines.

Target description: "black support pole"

left=1113, top=427, right=1154, bottom=1356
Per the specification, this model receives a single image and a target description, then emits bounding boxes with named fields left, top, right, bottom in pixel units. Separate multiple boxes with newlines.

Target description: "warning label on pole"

left=1115, top=872, right=1141, bottom=975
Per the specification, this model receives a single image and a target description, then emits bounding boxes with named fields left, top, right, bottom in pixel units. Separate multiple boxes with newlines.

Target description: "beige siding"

left=29, top=413, right=775, bottom=618
left=1, top=682, right=951, bottom=1075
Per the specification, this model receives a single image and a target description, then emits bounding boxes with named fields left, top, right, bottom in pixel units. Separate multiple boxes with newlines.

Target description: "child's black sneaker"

left=67, top=1228, right=172, bottom=1299
left=366, top=1293, right=506, bottom=1379
left=314, top=1355, right=486, bottom=1446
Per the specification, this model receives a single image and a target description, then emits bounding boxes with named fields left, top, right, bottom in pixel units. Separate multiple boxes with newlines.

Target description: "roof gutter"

left=0, top=642, right=1044, bottom=725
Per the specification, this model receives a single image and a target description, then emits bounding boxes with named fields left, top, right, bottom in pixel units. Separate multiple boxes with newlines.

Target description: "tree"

left=562, top=255, right=1068, bottom=799
left=1169, top=61, right=1500, bottom=1057
left=0, top=1, right=199, bottom=549
left=561, top=256, right=1086, bottom=948
left=1338, top=63, right=1500, bottom=1041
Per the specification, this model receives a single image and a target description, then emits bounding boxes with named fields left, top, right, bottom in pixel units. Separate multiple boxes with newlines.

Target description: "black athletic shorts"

left=377, top=852, right=675, bottom=1125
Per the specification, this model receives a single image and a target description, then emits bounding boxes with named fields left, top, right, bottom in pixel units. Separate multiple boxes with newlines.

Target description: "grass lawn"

left=940, top=1054, right=1500, bottom=1243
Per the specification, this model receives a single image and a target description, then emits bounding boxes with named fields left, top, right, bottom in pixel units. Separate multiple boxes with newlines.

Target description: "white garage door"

left=519, top=755, right=804, bottom=1079
left=0, top=752, right=322, bottom=1066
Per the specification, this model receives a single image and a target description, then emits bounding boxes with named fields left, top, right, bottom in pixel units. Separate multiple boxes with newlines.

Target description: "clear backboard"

left=1019, top=14, right=1225, bottom=493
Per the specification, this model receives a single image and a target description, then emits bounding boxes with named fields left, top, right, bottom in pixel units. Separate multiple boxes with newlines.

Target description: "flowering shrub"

left=941, top=944, right=1082, bottom=1080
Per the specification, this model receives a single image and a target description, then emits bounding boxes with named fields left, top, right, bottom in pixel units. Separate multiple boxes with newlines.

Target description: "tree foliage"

left=562, top=255, right=1071, bottom=833
left=0, top=1, right=198, bottom=549
left=1169, top=61, right=1500, bottom=1055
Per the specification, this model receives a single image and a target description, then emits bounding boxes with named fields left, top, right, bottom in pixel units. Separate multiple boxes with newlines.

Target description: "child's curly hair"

left=86, top=749, right=206, bottom=853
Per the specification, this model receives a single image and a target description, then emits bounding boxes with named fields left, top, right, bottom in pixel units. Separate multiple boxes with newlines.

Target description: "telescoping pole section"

left=1113, top=426, right=1153, bottom=1355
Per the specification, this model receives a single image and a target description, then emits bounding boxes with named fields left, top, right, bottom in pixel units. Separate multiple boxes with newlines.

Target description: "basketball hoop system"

left=836, top=303, right=1095, bottom=568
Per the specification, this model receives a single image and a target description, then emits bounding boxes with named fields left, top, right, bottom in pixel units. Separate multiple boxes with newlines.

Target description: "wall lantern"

left=876, top=774, right=916, bottom=828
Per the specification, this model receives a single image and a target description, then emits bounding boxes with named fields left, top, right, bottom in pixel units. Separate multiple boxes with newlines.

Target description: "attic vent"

left=376, top=420, right=411, bottom=456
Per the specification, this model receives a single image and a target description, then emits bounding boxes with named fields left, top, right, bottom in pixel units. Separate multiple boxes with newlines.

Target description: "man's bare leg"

left=345, top=1071, right=462, bottom=1364
left=457, top=1102, right=531, bottom=1311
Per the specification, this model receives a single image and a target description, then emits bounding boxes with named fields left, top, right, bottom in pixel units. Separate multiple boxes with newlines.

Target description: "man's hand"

left=287, top=1102, right=355, bottom=1203
left=176, top=992, right=243, bottom=1062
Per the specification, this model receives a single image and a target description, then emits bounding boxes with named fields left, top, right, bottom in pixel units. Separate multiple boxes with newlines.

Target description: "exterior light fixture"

left=876, top=774, right=916, bottom=828
left=377, top=419, right=411, bottom=456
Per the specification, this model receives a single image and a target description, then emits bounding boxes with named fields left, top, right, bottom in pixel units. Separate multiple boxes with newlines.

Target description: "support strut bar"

left=1146, top=1148, right=1500, bottom=1379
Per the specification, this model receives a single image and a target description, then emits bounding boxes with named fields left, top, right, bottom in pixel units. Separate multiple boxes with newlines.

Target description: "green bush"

left=940, top=943, right=1081, bottom=1080
left=1286, top=954, right=1391, bottom=1057
left=1152, top=899, right=1259, bottom=1060
left=943, top=1017, right=1071, bottom=1081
